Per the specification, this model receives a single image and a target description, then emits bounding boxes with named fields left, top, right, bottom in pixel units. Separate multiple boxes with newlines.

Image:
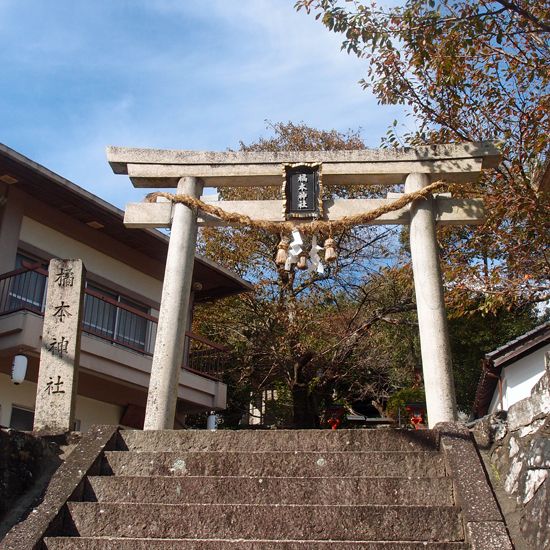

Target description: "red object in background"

left=410, top=413, right=424, bottom=429
left=404, top=403, right=426, bottom=429
left=326, top=405, right=346, bottom=430
left=327, top=417, right=341, bottom=430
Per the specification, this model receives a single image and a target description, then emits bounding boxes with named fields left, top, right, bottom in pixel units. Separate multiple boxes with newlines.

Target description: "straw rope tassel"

left=323, top=237, right=337, bottom=262
left=275, top=236, right=290, bottom=266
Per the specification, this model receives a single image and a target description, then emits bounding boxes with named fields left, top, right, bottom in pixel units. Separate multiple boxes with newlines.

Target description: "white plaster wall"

left=488, top=379, right=501, bottom=414
left=488, top=344, right=549, bottom=413
left=74, top=393, right=124, bottom=432
left=0, top=372, right=123, bottom=431
left=19, top=217, right=162, bottom=302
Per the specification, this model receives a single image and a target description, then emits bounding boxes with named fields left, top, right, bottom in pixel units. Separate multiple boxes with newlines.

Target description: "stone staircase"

left=42, top=429, right=472, bottom=549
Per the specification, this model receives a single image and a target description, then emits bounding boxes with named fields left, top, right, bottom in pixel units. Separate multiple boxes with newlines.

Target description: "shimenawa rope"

left=145, top=180, right=455, bottom=235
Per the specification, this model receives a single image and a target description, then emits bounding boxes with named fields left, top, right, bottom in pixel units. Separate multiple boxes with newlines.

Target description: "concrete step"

left=85, top=475, right=454, bottom=506
left=45, top=537, right=470, bottom=549
left=102, top=450, right=445, bottom=477
left=118, top=429, right=437, bottom=453
left=66, top=502, right=464, bottom=541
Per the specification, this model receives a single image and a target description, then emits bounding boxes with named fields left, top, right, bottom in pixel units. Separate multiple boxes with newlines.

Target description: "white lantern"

left=207, top=412, right=218, bottom=431
left=11, top=355, right=27, bottom=384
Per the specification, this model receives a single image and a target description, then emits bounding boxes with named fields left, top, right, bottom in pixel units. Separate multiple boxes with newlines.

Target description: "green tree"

left=448, top=304, right=542, bottom=411
left=296, top=0, right=550, bottom=313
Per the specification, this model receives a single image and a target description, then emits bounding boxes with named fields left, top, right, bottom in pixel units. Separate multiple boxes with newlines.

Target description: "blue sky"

left=0, top=0, right=404, bottom=207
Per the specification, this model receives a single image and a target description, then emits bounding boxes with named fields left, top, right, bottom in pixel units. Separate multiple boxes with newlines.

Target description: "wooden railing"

left=0, top=265, right=227, bottom=380
left=185, top=331, right=229, bottom=380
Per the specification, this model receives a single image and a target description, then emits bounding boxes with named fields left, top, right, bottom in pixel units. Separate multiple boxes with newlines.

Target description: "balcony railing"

left=0, top=263, right=47, bottom=315
left=83, top=288, right=158, bottom=355
left=185, top=331, right=229, bottom=380
left=0, top=265, right=227, bottom=380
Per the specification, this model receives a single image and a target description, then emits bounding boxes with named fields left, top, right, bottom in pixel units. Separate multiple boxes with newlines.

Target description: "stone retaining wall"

left=0, top=429, right=63, bottom=539
left=473, top=369, right=549, bottom=549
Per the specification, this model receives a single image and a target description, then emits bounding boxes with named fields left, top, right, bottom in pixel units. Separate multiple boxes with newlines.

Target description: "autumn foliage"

left=296, top=0, right=550, bottom=312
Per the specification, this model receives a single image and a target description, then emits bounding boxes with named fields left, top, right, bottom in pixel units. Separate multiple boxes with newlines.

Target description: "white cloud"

left=0, top=0, right=406, bottom=210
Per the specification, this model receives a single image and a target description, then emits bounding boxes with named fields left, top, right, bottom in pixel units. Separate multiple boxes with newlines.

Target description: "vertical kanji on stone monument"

left=34, top=259, right=86, bottom=432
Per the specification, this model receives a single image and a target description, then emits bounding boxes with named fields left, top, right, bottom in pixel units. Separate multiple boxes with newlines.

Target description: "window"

left=83, top=284, right=118, bottom=339
left=116, top=296, right=149, bottom=350
left=10, top=405, right=34, bottom=431
left=7, top=253, right=47, bottom=312
left=83, top=283, right=150, bottom=352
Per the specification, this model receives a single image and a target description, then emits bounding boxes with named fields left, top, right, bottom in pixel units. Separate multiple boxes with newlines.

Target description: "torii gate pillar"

left=144, top=176, right=203, bottom=430
left=406, top=173, right=457, bottom=426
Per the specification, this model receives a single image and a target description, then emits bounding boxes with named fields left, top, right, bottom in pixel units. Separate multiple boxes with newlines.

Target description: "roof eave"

left=0, top=142, right=252, bottom=296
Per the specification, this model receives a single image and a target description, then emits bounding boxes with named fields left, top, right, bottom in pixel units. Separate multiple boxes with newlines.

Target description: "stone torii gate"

left=107, top=142, right=500, bottom=430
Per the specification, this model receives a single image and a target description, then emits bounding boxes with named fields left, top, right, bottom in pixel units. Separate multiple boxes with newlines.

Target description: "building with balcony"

left=0, top=143, right=252, bottom=431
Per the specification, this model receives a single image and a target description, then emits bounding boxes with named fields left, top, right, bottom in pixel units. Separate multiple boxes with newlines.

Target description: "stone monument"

left=34, top=259, right=85, bottom=432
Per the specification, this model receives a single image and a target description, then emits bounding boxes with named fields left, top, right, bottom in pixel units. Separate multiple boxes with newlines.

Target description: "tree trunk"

left=291, top=352, right=319, bottom=428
